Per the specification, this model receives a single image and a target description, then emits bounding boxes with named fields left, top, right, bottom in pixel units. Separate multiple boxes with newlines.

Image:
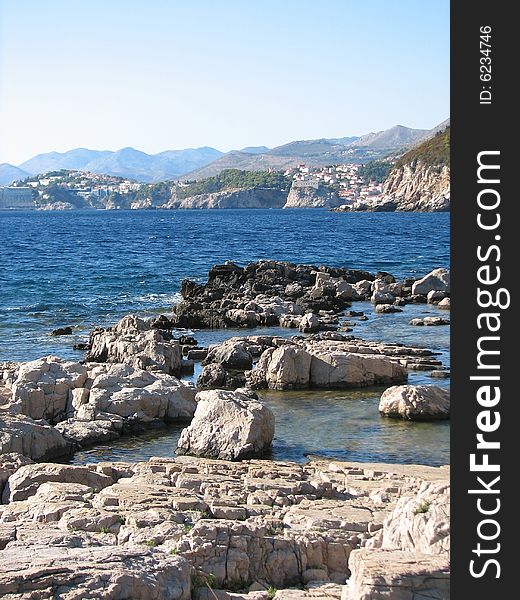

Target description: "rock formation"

left=378, top=385, right=450, bottom=421
left=284, top=181, right=343, bottom=209
left=87, top=315, right=182, bottom=376
left=176, top=389, right=275, bottom=460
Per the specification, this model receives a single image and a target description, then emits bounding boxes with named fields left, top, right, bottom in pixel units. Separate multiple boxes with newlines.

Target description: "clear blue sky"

left=0, top=0, right=449, bottom=165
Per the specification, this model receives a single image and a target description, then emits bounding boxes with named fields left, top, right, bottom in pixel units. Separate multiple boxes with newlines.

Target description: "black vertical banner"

left=451, top=1, right=514, bottom=597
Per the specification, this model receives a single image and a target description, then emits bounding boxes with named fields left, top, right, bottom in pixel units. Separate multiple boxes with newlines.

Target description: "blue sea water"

left=0, top=209, right=449, bottom=362
left=1, top=209, right=450, bottom=466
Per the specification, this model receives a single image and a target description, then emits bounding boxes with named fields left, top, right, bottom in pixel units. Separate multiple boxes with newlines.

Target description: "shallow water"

left=69, top=387, right=449, bottom=467
left=1, top=209, right=450, bottom=466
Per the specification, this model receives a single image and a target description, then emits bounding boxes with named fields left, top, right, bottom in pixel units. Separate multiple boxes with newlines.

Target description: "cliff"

left=383, top=126, right=450, bottom=211
left=284, top=181, right=343, bottom=208
left=333, top=127, right=450, bottom=213
left=165, top=187, right=287, bottom=209
left=380, top=161, right=450, bottom=212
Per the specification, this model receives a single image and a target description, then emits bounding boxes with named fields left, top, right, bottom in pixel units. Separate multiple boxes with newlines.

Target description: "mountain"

left=267, top=137, right=359, bottom=158
left=0, top=163, right=30, bottom=186
left=19, top=149, right=111, bottom=174
left=351, top=125, right=429, bottom=149
left=18, top=146, right=223, bottom=183
left=179, top=151, right=304, bottom=181
left=184, top=124, right=443, bottom=180
left=239, top=146, right=270, bottom=154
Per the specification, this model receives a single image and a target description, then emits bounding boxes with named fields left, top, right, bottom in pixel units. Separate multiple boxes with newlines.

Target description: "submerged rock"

left=51, top=326, right=72, bottom=336
left=176, top=389, right=275, bottom=460
left=379, top=385, right=450, bottom=421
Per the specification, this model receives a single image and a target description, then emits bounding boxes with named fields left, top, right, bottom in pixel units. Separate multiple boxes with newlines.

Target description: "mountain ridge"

left=7, top=120, right=449, bottom=185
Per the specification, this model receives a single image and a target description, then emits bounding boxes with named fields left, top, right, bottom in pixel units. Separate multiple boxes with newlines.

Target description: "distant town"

left=0, top=162, right=385, bottom=211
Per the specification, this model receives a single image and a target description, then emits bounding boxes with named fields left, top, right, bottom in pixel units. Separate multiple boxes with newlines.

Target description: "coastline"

left=0, top=256, right=451, bottom=598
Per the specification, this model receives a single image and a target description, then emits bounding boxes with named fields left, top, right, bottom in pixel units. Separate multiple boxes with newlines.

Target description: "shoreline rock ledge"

left=0, top=456, right=450, bottom=600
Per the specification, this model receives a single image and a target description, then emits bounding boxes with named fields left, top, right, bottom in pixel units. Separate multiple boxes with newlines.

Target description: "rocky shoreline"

left=0, top=260, right=450, bottom=599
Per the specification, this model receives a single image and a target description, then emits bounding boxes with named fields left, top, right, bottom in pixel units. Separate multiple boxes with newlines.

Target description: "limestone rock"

left=2, top=463, right=115, bottom=503
left=176, top=390, right=275, bottom=460
left=0, top=453, right=33, bottom=498
left=247, top=346, right=312, bottom=390
left=379, top=159, right=450, bottom=212
left=0, top=545, right=191, bottom=599
left=437, top=297, right=451, bottom=310
left=299, top=313, right=320, bottom=333
left=309, top=350, right=407, bottom=388
left=381, top=481, right=450, bottom=555
left=86, top=363, right=196, bottom=422
left=374, top=304, right=402, bottom=314
left=87, top=315, right=182, bottom=375
left=346, top=548, right=450, bottom=600
left=204, top=339, right=254, bottom=370
left=0, top=412, right=71, bottom=461
left=379, top=385, right=450, bottom=420
left=10, top=356, right=87, bottom=422
left=197, top=363, right=228, bottom=389
left=55, top=417, right=123, bottom=448
left=412, top=268, right=450, bottom=295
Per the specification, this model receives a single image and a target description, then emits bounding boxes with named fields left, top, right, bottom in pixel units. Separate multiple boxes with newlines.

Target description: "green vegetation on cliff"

left=358, top=160, right=392, bottom=184
left=177, top=169, right=291, bottom=199
left=395, top=127, right=450, bottom=169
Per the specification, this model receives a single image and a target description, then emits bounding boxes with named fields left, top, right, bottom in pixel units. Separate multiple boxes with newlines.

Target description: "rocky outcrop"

left=166, top=188, right=287, bottom=209
left=380, top=480, right=450, bottom=555
left=378, top=385, right=450, bottom=421
left=171, top=261, right=373, bottom=330
left=85, top=363, right=196, bottom=422
left=2, top=462, right=115, bottom=503
left=176, top=389, right=275, bottom=460
left=1, top=353, right=197, bottom=454
left=244, top=335, right=444, bottom=390
left=9, top=356, right=87, bottom=422
left=284, top=181, right=343, bottom=209
left=0, top=453, right=33, bottom=499
left=87, top=315, right=182, bottom=376
left=409, top=316, right=450, bottom=327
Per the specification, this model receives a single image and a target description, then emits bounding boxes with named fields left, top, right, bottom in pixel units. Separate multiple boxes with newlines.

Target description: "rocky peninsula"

left=0, top=260, right=450, bottom=599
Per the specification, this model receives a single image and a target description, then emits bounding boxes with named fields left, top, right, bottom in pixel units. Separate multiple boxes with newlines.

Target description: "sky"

left=0, top=0, right=450, bottom=165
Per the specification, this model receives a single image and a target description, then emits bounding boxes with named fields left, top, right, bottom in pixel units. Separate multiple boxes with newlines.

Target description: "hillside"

left=395, top=126, right=450, bottom=168
left=176, top=169, right=291, bottom=199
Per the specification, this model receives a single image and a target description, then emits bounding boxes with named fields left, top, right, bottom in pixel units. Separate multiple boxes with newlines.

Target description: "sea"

left=0, top=209, right=450, bottom=466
